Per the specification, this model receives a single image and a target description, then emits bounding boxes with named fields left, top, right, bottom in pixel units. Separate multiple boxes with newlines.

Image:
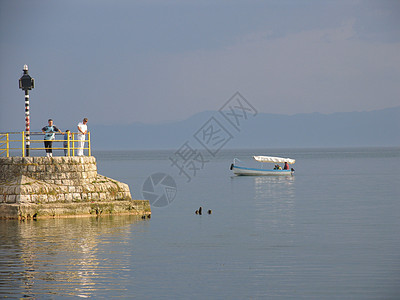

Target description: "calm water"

left=1, top=147, right=399, bottom=299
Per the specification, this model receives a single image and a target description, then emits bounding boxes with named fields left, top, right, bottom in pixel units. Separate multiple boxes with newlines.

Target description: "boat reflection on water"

left=254, top=176, right=295, bottom=200
left=253, top=176, right=296, bottom=232
left=0, top=215, right=147, bottom=298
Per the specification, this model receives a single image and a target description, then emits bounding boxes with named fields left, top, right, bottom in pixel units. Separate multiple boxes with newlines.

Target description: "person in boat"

left=284, top=162, right=289, bottom=170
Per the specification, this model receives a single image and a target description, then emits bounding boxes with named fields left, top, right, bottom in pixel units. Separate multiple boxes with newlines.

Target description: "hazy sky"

left=1, top=0, right=399, bottom=131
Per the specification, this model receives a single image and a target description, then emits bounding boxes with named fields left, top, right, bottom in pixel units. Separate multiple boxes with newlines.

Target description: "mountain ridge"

left=90, top=106, right=400, bottom=150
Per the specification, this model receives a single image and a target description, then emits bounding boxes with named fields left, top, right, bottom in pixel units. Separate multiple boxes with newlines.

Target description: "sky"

left=1, top=0, right=400, bottom=132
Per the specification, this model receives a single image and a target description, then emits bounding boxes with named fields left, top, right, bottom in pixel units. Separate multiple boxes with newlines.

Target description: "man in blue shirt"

left=42, top=119, right=62, bottom=157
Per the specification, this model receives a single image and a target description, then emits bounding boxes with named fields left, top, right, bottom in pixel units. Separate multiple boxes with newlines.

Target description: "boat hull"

left=232, top=165, right=293, bottom=176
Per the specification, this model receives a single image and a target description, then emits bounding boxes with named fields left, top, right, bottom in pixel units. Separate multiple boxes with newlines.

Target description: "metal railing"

left=0, top=132, right=91, bottom=157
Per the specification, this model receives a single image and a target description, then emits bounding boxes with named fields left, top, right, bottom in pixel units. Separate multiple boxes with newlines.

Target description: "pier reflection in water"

left=0, top=216, right=147, bottom=298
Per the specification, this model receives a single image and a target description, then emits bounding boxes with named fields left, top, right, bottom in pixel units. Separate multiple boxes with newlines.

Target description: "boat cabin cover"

left=253, top=156, right=295, bottom=164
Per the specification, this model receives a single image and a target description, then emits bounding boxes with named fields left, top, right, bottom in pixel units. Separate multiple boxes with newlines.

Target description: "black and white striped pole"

left=19, top=64, right=35, bottom=157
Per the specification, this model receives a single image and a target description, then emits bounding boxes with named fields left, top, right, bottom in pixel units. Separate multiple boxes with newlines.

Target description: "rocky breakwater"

left=0, top=156, right=151, bottom=219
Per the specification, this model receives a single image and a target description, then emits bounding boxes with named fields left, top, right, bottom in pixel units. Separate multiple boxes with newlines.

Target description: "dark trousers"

left=44, top=140, right=53, bottom=153
left=64, top=142, right=69, bottom=156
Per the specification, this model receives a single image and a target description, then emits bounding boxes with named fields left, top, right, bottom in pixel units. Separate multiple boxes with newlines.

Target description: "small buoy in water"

left=199, top=207, right=202, bottom=215
left=208, top=210, right=212, bottom=215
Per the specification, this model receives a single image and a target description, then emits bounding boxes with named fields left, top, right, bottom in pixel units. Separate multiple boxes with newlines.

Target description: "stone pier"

left=0, top=156, right=151, bottom=219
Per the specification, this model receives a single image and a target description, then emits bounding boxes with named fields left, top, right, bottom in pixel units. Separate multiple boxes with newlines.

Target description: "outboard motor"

left=230, top=163, right=234, bottom=170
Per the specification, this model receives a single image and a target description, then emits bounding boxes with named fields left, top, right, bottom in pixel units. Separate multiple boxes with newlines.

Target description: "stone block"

left=56, top=194, right=65, bottom=202
left=1, top=186, right=15, bottom=194
left=30, top=194, right=38, bottom=203
left=27, top=165, right=36, bottom=172
left=17, top=195, right=31, bottom=203
left=51, top=195, right=58, bottom=203
left=38, top=194, right=48, bottom=203
left=100, top=183, right=108, bottom=192
left=37, top=164, right=46, bottom=172
left=70, top=179, right=80, bottom=186
left=21, top=184, right=33, bottom=194
left=46, top=165, right=54, bottom=172
left=36, top=185, right=48, bottom=194
left=81, top=184, right=90, bottom=192
left=59, top=186, right=68, bottom=193
left=12, top=157, right=23, bottom=164
left=42, top=158, right=52, bottom=165
left=64, top=172, right=74, bottom=180
left=64, top=193, right=73, bottom=202
left=6, top=195, right=16, bottom=203
left=22, top=157, right=34, bottom=164
left=119, top=192, right=131, bottom=200
left=13, top=185, right=21, bottom=194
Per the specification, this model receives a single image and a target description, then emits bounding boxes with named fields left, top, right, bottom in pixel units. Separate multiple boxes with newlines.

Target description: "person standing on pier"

left=42, top=119, right=62, bottom=157
left=63, top=130, right=71, bottom=156
left=77, top=118, right=88, bottom=156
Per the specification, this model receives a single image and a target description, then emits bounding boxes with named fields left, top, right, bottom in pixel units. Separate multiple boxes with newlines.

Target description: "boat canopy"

left=253, top=156, right=295, bottom=164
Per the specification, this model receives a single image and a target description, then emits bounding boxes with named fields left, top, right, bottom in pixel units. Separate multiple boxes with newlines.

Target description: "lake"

left=1, top=147, right=399, bottom=299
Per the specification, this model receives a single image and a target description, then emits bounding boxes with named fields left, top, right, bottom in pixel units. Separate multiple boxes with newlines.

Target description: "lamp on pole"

left=19, top=64, right=35, bottom=156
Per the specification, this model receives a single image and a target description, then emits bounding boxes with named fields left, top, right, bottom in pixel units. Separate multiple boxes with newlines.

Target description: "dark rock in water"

left=207, top=210, right=212, bottom=215
left=142, top=214, right=151, bottom=219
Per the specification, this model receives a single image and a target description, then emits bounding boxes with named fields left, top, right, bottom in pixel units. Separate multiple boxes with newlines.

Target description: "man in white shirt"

left=77, top=118, right=88, bottom=156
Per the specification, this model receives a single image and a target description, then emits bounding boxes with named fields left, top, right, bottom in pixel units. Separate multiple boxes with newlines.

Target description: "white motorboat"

left=230, top=156, right=295, bottom=176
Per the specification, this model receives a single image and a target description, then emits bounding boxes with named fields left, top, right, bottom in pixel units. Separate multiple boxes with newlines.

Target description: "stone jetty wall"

left=0, top=156, right=151, bottom=219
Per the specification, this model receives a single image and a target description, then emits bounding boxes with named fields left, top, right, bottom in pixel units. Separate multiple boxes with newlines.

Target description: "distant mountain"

left=90, top=107, right=400, bottom=150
